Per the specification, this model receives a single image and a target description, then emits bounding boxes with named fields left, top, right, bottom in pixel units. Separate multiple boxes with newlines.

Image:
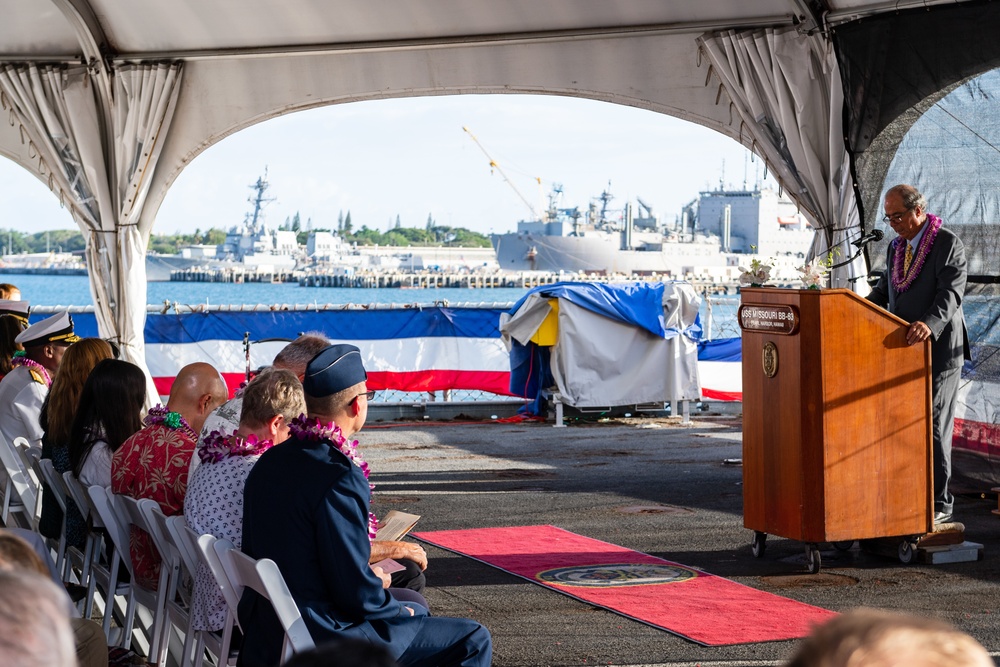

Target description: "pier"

left=170, top=265, right=742, bottom=293
left=169, top=267, right=300, bottom=283
left=299, top=271, right=565, bottom=289
left=299, top=270, right=737, bottom=290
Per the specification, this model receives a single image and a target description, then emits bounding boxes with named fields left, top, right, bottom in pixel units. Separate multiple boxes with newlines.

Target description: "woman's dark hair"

left=40, top=338, right=114, bottom=446
left=0, top=315, right=25, bottom=376
left=69, top=359, right=147, bottom=476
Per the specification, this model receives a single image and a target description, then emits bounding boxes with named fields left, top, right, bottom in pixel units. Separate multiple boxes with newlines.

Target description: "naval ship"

left=146, top=172, right=300, bottom=281
left=490, top=184, right=815, bottom=277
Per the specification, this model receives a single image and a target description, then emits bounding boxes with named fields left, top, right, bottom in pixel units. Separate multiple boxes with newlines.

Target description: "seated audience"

left=38, top=338, right=114, bottom=548
left=0, top=529, right=106, bottom=667
left=197, top=332, right=427, bottom=593
left=112, top=362, right=227, bottom=589
left=185, top=368, right=306, bottom=633
left=239, top=344, right=491, bottom=667
left=193, top=332, right=329, bottom=475
left=785, top=608, right=992, bottom=667
left=69, top=359, right=147, bottom=488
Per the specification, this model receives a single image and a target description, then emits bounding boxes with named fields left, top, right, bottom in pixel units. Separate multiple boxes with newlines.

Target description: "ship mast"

left=247, top=169, right=276, bottom=232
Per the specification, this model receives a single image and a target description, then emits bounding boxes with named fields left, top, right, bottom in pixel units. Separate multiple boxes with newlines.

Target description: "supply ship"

left=490, top=183, right=815, bottom=279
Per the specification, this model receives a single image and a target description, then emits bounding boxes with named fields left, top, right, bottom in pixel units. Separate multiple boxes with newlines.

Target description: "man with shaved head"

left=112, top=361, right=227, bottom=588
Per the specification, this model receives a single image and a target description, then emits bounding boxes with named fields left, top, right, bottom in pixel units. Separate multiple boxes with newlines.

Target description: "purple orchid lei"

left=891, top=213, right=942, bottom=293
left=289, top=415, right=378, bottom=542
left=198, top=429, right=275, bottom=464
left=11, top=355, right=52, bottom=386
left=144, top=404, right=198, bottom=440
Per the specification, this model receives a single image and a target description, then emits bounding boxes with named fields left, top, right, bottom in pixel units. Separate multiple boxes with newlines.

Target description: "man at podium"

left=868, top=184, right=970, bottom=525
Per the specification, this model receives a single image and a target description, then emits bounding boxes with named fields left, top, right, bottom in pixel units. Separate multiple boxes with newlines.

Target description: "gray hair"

left=272, top=333, right=330, bottom=375
left=0, top=570, right=77, bottom=667
left=240, top=368, right=307, bottom=428
left=886, top=184, right=928, bottom=212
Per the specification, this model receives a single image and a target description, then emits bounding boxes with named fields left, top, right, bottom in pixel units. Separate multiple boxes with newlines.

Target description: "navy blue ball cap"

left=303, top=344, right=368, bottom=397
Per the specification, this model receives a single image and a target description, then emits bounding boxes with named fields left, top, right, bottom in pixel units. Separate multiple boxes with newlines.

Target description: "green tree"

left=343, top=211, right=353, bottom=235
left=202, top=229, right=226, bottom=245
left=291, top=212, right=301, bottom=232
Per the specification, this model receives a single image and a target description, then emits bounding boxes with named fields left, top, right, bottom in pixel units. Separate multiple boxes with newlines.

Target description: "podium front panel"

left=740, top=288, right=932, bottom=544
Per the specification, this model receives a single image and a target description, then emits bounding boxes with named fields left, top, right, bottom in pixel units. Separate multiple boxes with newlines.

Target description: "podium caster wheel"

left=832, top=540, right=855, bottom=552
left=751, top=531, right=766, bottom=558
left=805, top=544, right=821, bottom=574
left=898, top=540, right=917, bottom=564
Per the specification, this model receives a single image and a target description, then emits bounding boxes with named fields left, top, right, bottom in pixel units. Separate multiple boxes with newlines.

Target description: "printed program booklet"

left=375, top=510, right=421, bottom=542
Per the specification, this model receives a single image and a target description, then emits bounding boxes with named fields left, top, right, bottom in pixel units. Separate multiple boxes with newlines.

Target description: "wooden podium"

left=739, top=288, right=933, bottom=570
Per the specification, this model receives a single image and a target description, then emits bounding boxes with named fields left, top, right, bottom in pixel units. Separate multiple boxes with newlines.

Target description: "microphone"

left=851, top=228, right=884, bottom=248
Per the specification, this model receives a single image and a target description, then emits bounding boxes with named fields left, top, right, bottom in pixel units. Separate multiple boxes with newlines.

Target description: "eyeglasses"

left=353, top=390, right=376, bottom=403
left=882, top=209, right=910, bottom=224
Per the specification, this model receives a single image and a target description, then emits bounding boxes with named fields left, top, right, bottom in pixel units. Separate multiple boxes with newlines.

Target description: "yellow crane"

left=463, top=126, right=540, bottom=219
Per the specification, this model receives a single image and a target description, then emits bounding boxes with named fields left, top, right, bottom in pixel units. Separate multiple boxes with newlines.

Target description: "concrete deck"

left=359, top=415, right=1000, bottom=667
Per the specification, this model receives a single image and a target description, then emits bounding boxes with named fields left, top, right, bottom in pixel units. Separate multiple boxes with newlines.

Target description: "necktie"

left=903, top=243, right=913, bottom=275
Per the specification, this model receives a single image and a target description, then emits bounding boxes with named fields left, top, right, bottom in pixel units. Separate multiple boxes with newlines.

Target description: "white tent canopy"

left=0, top=0, right=977, bottom=391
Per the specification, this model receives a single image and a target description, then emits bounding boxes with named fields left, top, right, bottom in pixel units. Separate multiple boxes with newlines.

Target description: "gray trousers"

left=932, top=366, right=961, bottom=514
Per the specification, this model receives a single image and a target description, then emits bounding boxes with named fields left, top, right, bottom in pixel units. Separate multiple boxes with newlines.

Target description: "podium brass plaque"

left=738, top=304, right=799, bottom=335
left=762, top=341, right=778, bottom=378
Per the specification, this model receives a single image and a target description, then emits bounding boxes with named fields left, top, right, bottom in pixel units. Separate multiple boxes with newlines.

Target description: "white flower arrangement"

left=738, top=253, right=773, bottom=287
left=797, top=257, right=829, bottom=290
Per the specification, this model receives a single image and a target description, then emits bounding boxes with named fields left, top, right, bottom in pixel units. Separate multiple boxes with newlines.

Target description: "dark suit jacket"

left=867, top=224, right=970, bottom=374
left=237, top=436, right=426, bottom=667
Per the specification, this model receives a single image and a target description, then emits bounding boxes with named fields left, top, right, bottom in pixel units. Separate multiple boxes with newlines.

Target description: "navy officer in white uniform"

left=239, top=344, right=492, bottom=667
left=0, top=311, right=79, bottom=449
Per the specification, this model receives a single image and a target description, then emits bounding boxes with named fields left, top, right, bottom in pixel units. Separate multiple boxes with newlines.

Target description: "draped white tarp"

left=0, top=62, right=182, bottom=405
left=698, top=27, right=869, bottom=294
left=500, top=283, right=701, bottom=408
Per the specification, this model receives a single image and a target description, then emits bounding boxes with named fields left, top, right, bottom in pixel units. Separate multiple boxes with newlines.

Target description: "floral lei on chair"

left=198, top=429, right=275, bottom=464
left=891, top=213, right=942, bottom=293
left=289, top=415, right=378, bottom=542
left=144, top=405, right=198, bottom=440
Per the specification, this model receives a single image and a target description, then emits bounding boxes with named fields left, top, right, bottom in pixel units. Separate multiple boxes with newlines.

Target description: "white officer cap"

left=0, top=299, right=29, bottom=326
left=14, top=311, right=81, bottom=348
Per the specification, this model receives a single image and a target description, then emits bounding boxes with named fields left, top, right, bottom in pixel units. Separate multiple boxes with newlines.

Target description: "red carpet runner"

left=413, top=525, right=835, bottom=646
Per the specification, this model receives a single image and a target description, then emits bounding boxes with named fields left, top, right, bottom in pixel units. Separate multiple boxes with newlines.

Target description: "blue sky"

left=0, top=94, right=770, bottom=237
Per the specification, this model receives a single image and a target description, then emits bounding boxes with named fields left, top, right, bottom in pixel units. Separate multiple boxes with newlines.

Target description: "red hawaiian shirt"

left=111, top=422, right=197, bottom=590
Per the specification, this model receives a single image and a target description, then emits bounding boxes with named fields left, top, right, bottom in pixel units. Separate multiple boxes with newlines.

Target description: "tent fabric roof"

left=7, top=1, right=811, bottom=58
left=3, top=1, right=962, bottom=61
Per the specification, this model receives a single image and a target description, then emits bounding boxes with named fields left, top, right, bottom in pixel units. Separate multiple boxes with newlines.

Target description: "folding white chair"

left=166, top=517, right=239, bottom=667
left=142, top=502, right=204, bottom=667
left=0, top=432, right=38, bottom=529
left=110, top=493, right=175, bottom=667
left=86, top=486, right=156, bottom=656
left=196, top=532, right=245, bottom=642
left=34, top=458, right=70, bottom=577
left=61, top=471, right=102, bottom=617
left=213, top=538, right=315, bottom=664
